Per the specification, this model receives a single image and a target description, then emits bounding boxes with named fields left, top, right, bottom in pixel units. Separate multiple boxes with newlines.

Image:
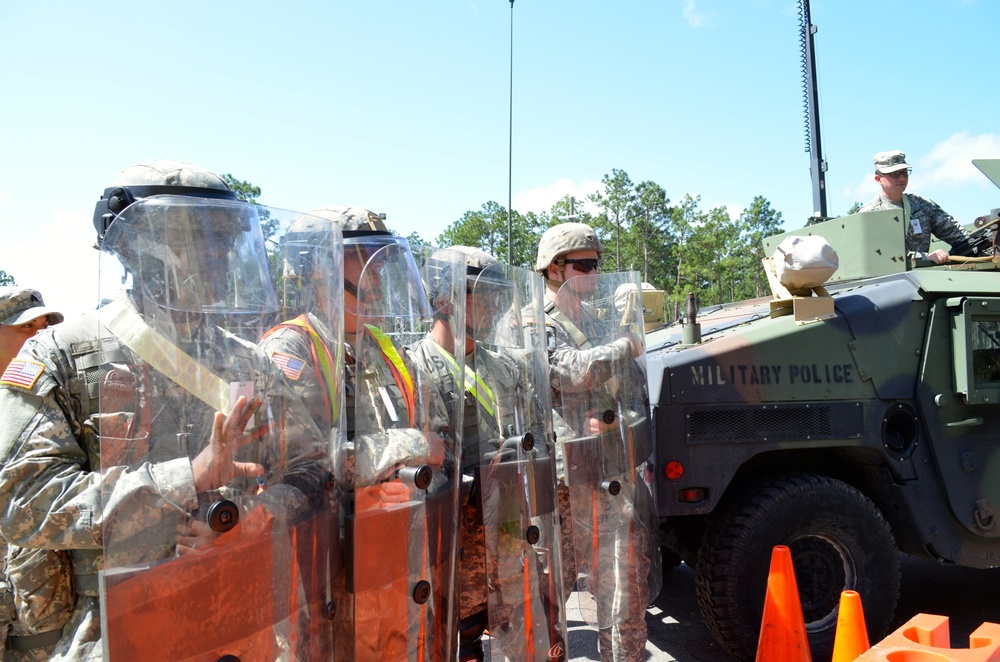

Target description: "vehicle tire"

left=694, top=473, right=899, bottom=662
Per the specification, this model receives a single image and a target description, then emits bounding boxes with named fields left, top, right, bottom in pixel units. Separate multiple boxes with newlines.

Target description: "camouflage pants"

left=558, top=476, right=651, bottom=662
left=461, top=478, right=564, bottom=661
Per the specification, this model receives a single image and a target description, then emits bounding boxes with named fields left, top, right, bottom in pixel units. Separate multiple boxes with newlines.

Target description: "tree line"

left=425, top=168, right=791, bottom=321
left=2, top=170, right=851, bottom=322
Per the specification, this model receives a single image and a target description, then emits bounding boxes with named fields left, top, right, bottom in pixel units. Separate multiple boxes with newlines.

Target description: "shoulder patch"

left=1, top=360, right=45, bottom=389
left=269, top=351, right=307, bottom=381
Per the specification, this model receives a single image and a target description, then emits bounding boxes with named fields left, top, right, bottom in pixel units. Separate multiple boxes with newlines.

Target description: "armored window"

left=949, top=297, right=1000, bottom=405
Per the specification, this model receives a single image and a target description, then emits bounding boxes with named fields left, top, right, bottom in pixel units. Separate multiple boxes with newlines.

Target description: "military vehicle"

left=646, top=160, right=1000, bottom=661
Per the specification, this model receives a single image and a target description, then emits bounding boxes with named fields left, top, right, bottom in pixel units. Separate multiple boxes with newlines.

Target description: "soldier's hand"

left=584, top=415, right=615, bottom=435
left=377, top=479, right=412, bottom=506
left=426, top=431, right=447, bottom=468
left=927, top=249, right=950, bottom=265
left=192, top=395, right=267, bottom=493
left=176, top=520, right=217, bottom=555
left=625, top=331, right=644, bottom=358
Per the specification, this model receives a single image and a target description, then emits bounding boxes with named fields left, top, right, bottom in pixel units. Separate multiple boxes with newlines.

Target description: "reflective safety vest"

left=435, top=345, right=497, bottom=420
left=363, top=324, right=416, bottom=426
left=262, top=314, right=342, bottom=427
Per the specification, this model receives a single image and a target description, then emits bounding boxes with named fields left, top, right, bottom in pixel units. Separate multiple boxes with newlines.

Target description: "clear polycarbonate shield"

left=552, top=271, right=661, bottom=629
left=97, top=198, right=338, bottom=660
left=471, top=264, right=568, bottom=660
left=99, top=195, right=279, bottom=331
left=344, top=238, right=463, bottom=660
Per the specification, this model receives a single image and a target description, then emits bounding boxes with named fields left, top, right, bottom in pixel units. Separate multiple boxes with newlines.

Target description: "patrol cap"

left=873, top=150, right=911, bottom=174
left=0, top=287, right=64, bottom=326
left=535, top=222, right=603, bottom=273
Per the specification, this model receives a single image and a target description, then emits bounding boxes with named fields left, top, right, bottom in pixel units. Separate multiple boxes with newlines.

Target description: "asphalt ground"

left=557, top=555, right=1000, bottom=662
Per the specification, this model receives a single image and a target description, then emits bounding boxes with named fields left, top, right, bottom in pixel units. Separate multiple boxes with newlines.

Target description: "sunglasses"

left=881, top=169, right=911, bottom=179
left=563, top=258, right=600, bottom=273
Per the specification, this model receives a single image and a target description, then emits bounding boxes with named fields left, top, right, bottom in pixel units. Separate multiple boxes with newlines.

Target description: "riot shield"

left=471, top=263, right=568, bottom=660
left=551, top=271, right=661, bottom=629
left=97, top=197, right=338, bottom=661
left=343, top=238, right=462, bottom=660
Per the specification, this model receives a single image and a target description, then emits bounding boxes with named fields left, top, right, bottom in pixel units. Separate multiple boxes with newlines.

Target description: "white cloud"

left=841, top=131, right=1000, bottom=207
left=842, top=173, right=879, bottom=206
left=513, top=178, right=604, bottom=216
left=6, top=207, right=101, bottom=319
left=680, top=0, right=716, bottom=28
left=919, top=132, right=1000, bottom=189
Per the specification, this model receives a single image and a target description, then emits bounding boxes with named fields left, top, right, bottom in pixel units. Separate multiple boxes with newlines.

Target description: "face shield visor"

left=344, top=233, right=431, bottom=325
left=279, top=219, right=344, bottom=324
left=100, top=196, right=278, bottom=316
left=468, top=263, right=521, bottom=348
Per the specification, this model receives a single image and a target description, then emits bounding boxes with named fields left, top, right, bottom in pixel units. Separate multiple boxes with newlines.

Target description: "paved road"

left=562, top=556, right=1000, bottom=661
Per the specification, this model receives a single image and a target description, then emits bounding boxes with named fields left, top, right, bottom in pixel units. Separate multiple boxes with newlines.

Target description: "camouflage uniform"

left=261, top=312, right=342, bottom=441
left=411, top=333, right=561, bottom=661
left=859, top=192, right=972, bottom=257
left=0, top=547, right=65, bottom=661
left=0, top=289, right=65, bottom=660
left=0, top=304, right=328, bottom=660
left=537, top=296, right=651, bottom=662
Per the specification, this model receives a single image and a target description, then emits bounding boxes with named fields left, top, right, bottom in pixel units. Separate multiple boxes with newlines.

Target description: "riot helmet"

left=96, top=160, right=277, bottom=317
left=448, top=246, right=519, bottom=347
left=323, top=205, right=430, bottom=327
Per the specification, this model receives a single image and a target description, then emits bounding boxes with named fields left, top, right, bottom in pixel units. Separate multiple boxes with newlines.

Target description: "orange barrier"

left=854, top=613, right=1000, bottom=661
left=755, top=545, right=812, bottom=662
left=832, top=590, right=870, bottom=662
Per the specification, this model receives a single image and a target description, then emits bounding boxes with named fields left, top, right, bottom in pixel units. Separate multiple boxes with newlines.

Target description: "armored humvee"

left=646, top=159, right=1000, bottom=661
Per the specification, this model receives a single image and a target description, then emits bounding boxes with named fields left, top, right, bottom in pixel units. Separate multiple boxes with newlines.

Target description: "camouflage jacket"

left=859, top=191, right=972, bottom=257
left=409, top=336, right=527, bottom=473
left=0, top=304, right=327, bottom=659
left=538, top=296, right=633, bottom=425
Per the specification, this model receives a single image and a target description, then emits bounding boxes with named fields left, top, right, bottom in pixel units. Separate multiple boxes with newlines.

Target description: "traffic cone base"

left=854, top=613, right=1000, bottom=661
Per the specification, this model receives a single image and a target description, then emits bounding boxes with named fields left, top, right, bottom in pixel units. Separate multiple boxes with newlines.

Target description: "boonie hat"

left=873, top=150, right=911, bottom=174
left=0, top=287, right=64, bottom=326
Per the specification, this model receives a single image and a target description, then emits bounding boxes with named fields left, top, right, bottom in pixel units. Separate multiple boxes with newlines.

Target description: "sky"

left=3, top=0, right=999, bottom=318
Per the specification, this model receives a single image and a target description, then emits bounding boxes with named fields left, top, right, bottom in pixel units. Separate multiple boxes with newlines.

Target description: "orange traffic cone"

left=832, top=590, right=870, bottom=662
left=755, top=545, right=811, bottom=662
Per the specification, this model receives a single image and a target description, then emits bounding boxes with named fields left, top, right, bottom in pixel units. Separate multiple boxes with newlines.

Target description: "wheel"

left=694, top=474, right=899, bottom=662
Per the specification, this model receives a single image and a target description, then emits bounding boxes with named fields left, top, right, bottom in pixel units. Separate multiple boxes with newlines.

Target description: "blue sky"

left=3, top=0, right=999, bottom=318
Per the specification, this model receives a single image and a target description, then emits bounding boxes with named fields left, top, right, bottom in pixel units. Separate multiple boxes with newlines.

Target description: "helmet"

left=534, top=222, right=603, bottom=273
left=93, top=160, right=236, bottom=243
left=427, top=246, right=503, bottom=302
left=449, top=246, right=499, bottom=275
left=95, top=160, right=276, bottom=317
left=447, top=246, right=515, bottom=344
left=304, top=205, right=389, bottom=236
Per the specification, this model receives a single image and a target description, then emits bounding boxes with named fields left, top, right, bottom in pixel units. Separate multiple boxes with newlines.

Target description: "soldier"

left=0, top=288, right=63, bottom=660
left=0, top=160, right=332, bottom=660
left=409, top=247, right=567, bottom=661
left=859, top=149, right=974, bottom=264
left=0, top=288, right=63, bottom=373
left=260, top=206, right=462, bottom=660
left=530, top=222, right=661, bottom=662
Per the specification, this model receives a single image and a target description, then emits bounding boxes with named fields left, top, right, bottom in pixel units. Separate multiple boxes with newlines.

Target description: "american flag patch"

left=1, top=360, right=45, bottom=389
left=270, top=352, right=306, bottom=381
